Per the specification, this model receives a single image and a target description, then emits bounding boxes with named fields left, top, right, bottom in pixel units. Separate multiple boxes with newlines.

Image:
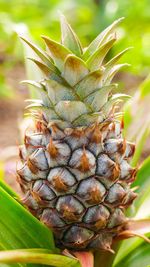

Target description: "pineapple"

left=17, top=16, right=137, bottom=252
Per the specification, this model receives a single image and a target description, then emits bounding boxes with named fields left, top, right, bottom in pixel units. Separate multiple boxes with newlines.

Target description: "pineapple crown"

left=21, top=15, right=131, bottom=129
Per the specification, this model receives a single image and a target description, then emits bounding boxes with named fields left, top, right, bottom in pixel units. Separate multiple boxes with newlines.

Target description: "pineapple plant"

left=16, top=15, right=148, bottom=255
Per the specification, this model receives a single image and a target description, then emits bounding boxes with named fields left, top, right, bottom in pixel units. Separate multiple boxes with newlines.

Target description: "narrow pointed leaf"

left=75, top=70, right=103, bottom=99
left=55, top=101, right=87, bottom=122
left=72, top=112, right=104, bottom=127
left=86, top=37, right=116, bottom=71
left=103, top=63, right=130, bottom=85
left=26, top=103, right=59, bottom=121
left=0, top=249, right=80, bottom=267
left=102, top=94, right=131, bottom=116
left=62, top=55, right=89, bottom=86
left=133, top=156, right=150, bottom=190
left=105, top=47, right=132, bottom=68
left=28, top=58, right=65, bottom=85
left=20, top=36, right=55, bottom=69
left=125, top=219, right=150, bottom=235
left=85, top=84, right=117, bottom=111
left=114, top=241, right=150, bottom=267
left=42, top=36, right=70, bottom=71
left=60, top=14, right=82, bottom=57
left=131, top=126, right=150, bottom=167
left=129, top=157, right=150, bottom=219
left=0, top=180, right=18, bottom=199
left=83, top=17, right=124, bottom=60
left=46, top=79, right=76, bottom=105
left=0, top=187, right=55, bottom=250
left=22, top=80, right=51, bottom=107
left=28, top=58, right=54, bottom=76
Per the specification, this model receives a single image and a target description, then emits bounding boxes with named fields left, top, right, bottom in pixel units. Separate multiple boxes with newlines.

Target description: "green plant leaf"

left=0, top=162, right=5, bottom=181
left=60, top=14, right=82, bottom=57
left=114, top=240, right=150, bottom=267
left=133, top=156, right=150, bottom=190
left=55, top=101, right=87, bottom=122
left=131, top=126, right=150, bottom=167
left=0, top=187, right=56, bottom=251
left=84, top=84, right=117, bottom=111
left=123, top=75, right=150, bottom=163
left=0, top=249, right=80, bottom=267
left=83, top=17, right=124, bottom=60
left=130, top=157, right=150, bottom=219
left=0, top=180, right=18, bottom=199
left=20, top=36, right=55, bottom=70
left=103, top=63, right=130, bottom=85
left=86, top=37, right=116, bottom=71
left=62, top=55, right=89, bottom=86
left=75, top=70, right=103, bottom=99
left=105, top=47, right=132, bottom=68
left=42, top=36, right=70, bottom=72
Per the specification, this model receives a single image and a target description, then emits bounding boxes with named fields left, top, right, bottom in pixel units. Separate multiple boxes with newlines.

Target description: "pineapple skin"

left=17, top=16, right=137, bottom=251
left=17, top=120, right=136, bottom=251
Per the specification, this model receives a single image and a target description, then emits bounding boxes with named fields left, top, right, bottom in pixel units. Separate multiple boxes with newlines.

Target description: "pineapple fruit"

left=17, top=16, right=137, bottom=252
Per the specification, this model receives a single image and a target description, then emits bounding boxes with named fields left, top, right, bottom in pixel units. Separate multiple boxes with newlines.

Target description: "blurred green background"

left=0, top=0, right=150, bottom=95
left=0, top=0, right=150, bottom=189
left=0, top=0, right=150, bottom=99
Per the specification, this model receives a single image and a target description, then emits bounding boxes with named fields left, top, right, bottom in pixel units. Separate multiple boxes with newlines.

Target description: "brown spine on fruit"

left=62, top=205, right=79, bottom=221
left=27, top=158, right=38, bottom=174
left=53, top=175, right=68, bottom=192
left=88, top=186, right=102, bottom=204
left=31, top=191, right=42, bottom=202
left=47, top=138, right=58, bottom=158
left=90, top=124, right=102, bottom=143
left=120, top=139, right=126, bottom=154
left=78, top=148, right=91, bottom=172
left=121, top=118, right=124, bottom=129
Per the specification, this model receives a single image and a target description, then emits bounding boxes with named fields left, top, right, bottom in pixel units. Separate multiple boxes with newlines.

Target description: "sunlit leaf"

left=0, top=187, right=56, bottom=251
left=60, top=14, right=82, bottom=57
left=0, top=249, right=80, bottom=267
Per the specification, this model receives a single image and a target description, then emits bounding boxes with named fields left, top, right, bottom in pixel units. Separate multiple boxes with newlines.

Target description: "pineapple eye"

left=76, top=177, right=106, bottom=205
left=83, top=204, right=110, bottom=231
left=41, top=208, right=66, bottom=229
left=56, top=195, right=84, bottom=222
left=63, top=226, right=94, bottom=249
left=48, top=167, right=76, bottom=193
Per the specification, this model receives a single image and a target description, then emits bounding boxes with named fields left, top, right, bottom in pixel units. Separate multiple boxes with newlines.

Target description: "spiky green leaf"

left=0, top=187, right=55, bottom=251
left=75, top=70, right=103, bottom=99
left=72, top=112, right=104, bottom=127
left=20, top=36, right=55, bottom=70
left=0, top=249, right=80, bottom=267
left=42, top=36, right=70, bottom=71
left=22, top=80, right=51, bottom=107
left=103, top=63, right=130, bottom=85
left=86, top=37, right=116, bottom=71
left=114, top=240, right=150, bottom=267
left=28, top=58, right=55, bottom=76
left=85, top=84, right=117, bottom=111
left=62, top=55, right=89, bottom=86
left=55, top=101, right=88, bottom=122
left=83, top=17, right=124, bottom=60
left=102, top=93, right=131, bottom=116
left=105, top=47, right=132, bottom=68
left=46, top=80, right=76, bottom=105
left=60, top=14, right=82, bottom=57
